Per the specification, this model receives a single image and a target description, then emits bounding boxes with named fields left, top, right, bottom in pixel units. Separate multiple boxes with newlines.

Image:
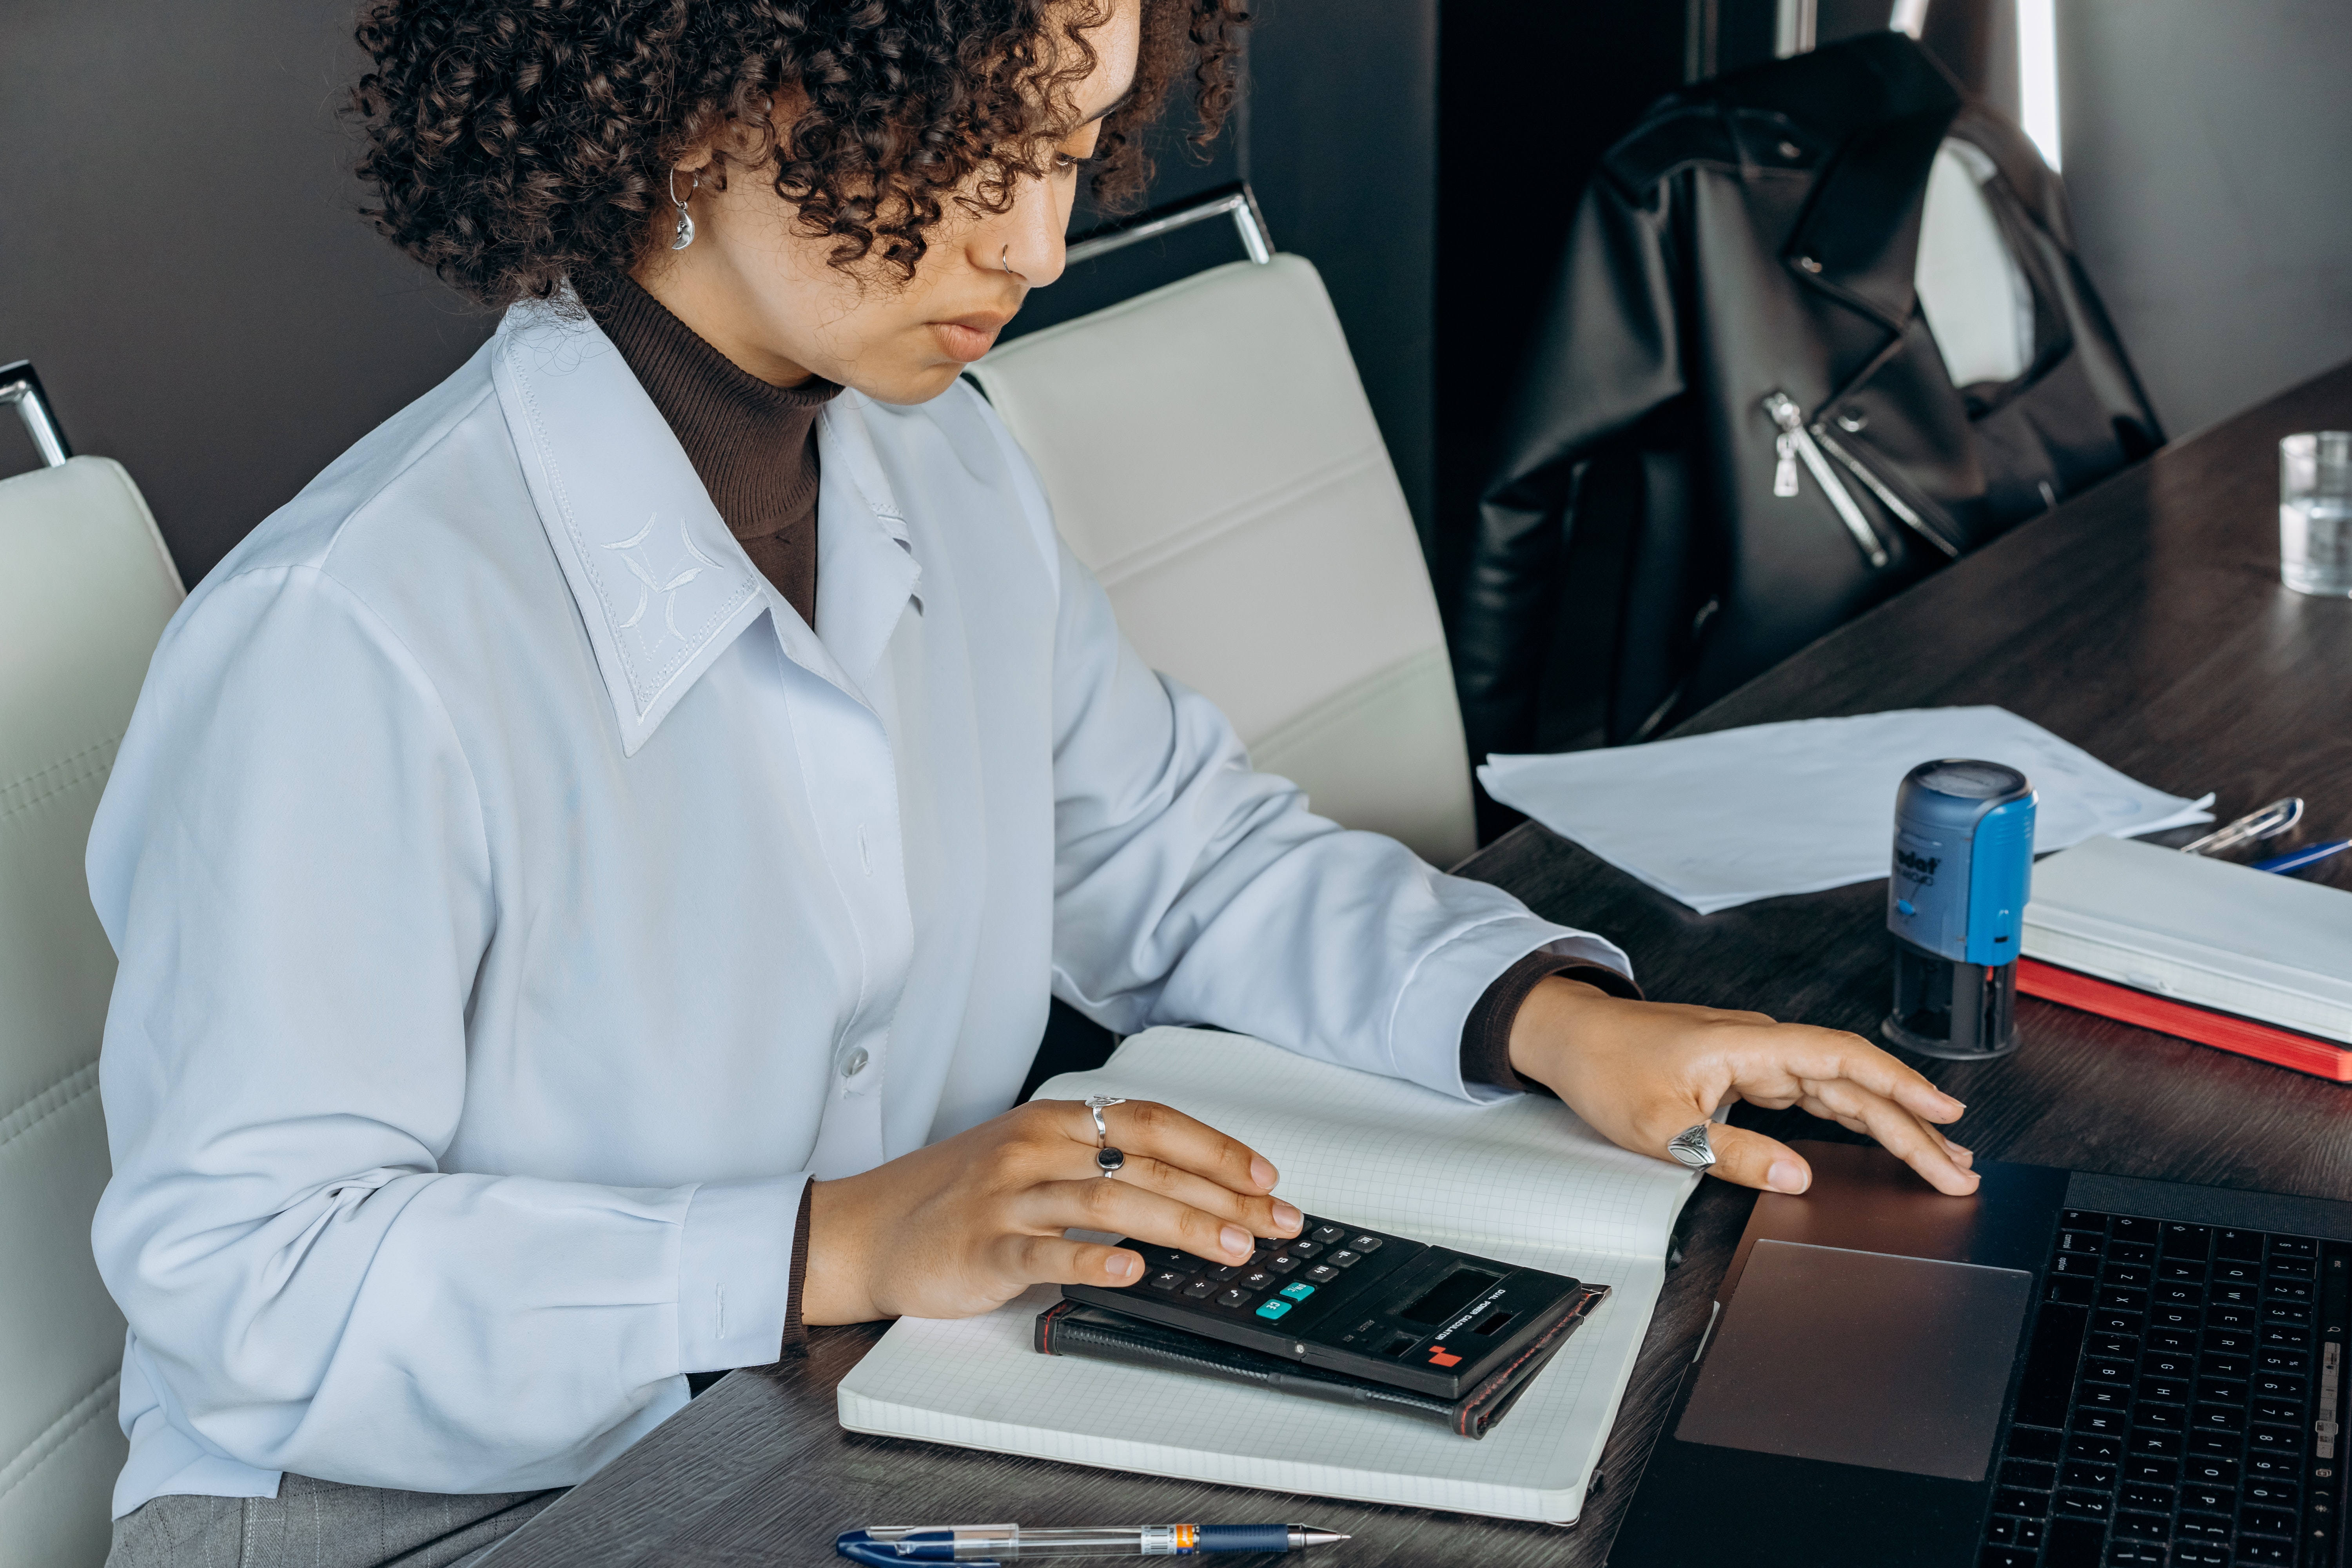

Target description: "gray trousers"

left=105, top=1474, right=563, bottom=1568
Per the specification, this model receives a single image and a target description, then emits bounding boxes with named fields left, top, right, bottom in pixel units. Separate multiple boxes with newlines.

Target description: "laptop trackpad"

left=1675, top=1240, right=2034, bottom=1482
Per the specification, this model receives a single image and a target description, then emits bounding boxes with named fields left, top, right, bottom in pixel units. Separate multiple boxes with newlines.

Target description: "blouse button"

left=840, top=1047, right=870, bottom=1078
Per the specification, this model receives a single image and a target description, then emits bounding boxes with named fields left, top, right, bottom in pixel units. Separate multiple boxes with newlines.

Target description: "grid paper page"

left=835, top=1029, right=1702, bottom=1523
left=1039, top=1027, right=1699, bottom=1260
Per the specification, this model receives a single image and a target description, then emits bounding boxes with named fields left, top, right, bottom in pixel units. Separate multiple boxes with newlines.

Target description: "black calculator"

left=1060, top=1213, right=1602, bottom=1400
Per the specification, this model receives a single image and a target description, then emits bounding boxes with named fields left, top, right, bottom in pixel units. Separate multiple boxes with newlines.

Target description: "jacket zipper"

left=1809, top=425, right=1964, bottom=558
left=1762, top=390, right=1888, bottom=568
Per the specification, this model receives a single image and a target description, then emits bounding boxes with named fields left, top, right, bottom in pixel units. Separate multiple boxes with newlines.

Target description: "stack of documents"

left=1478, top=707, right=2211, bottom=915
left=2024, top=834, right=2352, bottom=1047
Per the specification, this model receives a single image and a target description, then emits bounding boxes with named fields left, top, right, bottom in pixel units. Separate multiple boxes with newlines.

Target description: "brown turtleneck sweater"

left=592, top=276, right=838, bottom=629
left=591, top=277, right=1640, bottom=1377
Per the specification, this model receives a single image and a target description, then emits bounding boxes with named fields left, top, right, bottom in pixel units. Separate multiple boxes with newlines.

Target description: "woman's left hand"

left=1507, top=976, right=1980, bottom=1196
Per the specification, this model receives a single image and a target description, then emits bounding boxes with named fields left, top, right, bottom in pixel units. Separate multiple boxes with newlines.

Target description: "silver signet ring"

left=1084, top=1094, right=1125, bottom=1148
left=1096, top=1146, right=1126, bottom=1177
left=1668, top=1123, right=1718, bottom=1169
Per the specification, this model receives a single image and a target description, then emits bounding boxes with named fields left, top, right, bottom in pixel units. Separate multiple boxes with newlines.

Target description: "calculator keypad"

left=1124, top=1216, right=1407, bottom=1314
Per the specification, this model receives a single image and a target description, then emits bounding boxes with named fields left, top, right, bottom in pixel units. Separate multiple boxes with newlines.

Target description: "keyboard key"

left=2075, top=1408, right=2128, bottom=1436
left=1981, top=1549, right=2036, bottom=1568
left=2051, top=1277, right=2098, bottom=1307
left=2249, top=1423, right=2302, bottom=1452
left=1347, top=1235, right=1384, bottom=1252
left=1183, top=1278, right=1216, bottom=1298
left=2243, top=1478, right=2299, bottom=1510
left=2107, top=1547, right=2168, bottom=1566
left=2111, top=1217, right=2158, bottom=1243
left=2163, top=1223, right=2213, bottom=1256
left=2055, top=1490, right=2114, bottom=1519
left=2120, top=1481, right=2174, bottom=1511
left=2004, top=1459, right=2059, bottom=1491
left=2269, top=1236, right=2317, bottom=1258
left=2174, top=1548, right=2233, bottom=1568
left=2054, top=1253, right=2103, bottom=1281
left=1147, top=1270, right=1184, bottom=1290
left=1310, top=1224, right=1345, bottom=1243
left=2072, top=1433, right=2125, bottom=1463
left=1994, top=1488, right=2052, bottom=1519
left=2113, top=1512, right=2168, bottom=1541
left=1254, top=1299, right=1292, bottom=1320
left=2092, top=1333, right=2144, bottom=1359
left=2103, top=1287, right=2153, bottom=1313
left=2180, top=1455, right=2240, bottom=1488
left=2151, top=1307, right=2202, bottom=1332
left=1217, top=1288, right=1249, bottom=1308
left=2216, top=1230, right=2265, bottom=1260
left=2062, top=1229, right=2108, bottom=1255
left=2212, top=1305, right=2261, bottom=1330
left=1279, top=1281, right=1314, bottom=1301
left=2124, top=1456, right=2178, bottom=1484
left=2147, top=1350, right=2198, bottom=1378
left=2008, top=1426, right=2066, bottom=1463
left=2089, top=1358, right=2138, bottom=1385
left=2134, top=1404, right=2185, bottom=1431
left=2083, top=1385, right=2131, bottom=1412
left=2216, top=1259, right=2263, bottom=1285
left=2246, top=1450, right=2302, bottom=1481
left=2140, top=1375, right=2194, bottom=1403
left=2207, top=1352, right=2254, bottom=1378
left=2271, top=1256, right=2318, bottom=1279
left=2162, top=1259, right=2210, bottom=1283
left=2190, top=1405, right=2246, bottom=1432
left=2043, top=1515, right=2109, bottom=1568
left=2238, top=1543, right=2296, bottom=1566
left=2205, top=1328, right=2255, bottom=1354
left=1289, top=1240, right=1322, bottom=1258
left=2106, top=1262, right=2154, bottom=1287
left=2061, top=1461, right=2116, bottom=1490
left=2268, top=1281, right=2316, bottom=1304
left=2175, top=1512, right=2233, bottom=1541
left=2128, top=1430, right=2183, bottom=1457
left=2176, top=1480, right=2232, bottom=1512
left=2156, top=1284, right=2205, bottom=1307
left=1267, top=1255, right=1299, bottom=1273
left=2198, top=1377, right=2250, bottom=1404
left=1207, top=1265, right=1240, bottom=1282
left=2263, top=1302, right=2311, bottom=1325
left=2149, top=1328, right=2199, bottom=1354
left=2187, top=1430, right=2243, bottom=1458
left=1330, top=1250, right=1361, bottom=1268
left=2251, top=1398, right=2304, bottom=1424
left=1239, top=1269, right=1274, bottom=1291
left=2098, top=1309, right=2152, bottom=1336
left=1305, top=1264, right=1337, bottom=1282
left=2239, top=1504, right=2296, bottom=1542
left=2111, top=1241, right=2157, bottom=1267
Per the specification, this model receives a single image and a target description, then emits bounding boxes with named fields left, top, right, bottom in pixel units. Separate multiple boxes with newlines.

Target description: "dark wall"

left=1, top=2, right=1437, bottom=584
left=2056, top=0, right=2352, bottom=436
left=0, top=0, right=497, bottom=584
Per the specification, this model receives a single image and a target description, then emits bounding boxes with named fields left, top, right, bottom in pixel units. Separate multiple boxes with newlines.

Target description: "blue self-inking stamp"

left=1882, top=759, right=2036, bottom=1060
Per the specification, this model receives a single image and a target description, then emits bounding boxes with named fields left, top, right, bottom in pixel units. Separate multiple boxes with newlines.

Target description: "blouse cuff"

left=1458, top=955, right=1645, bottom=1097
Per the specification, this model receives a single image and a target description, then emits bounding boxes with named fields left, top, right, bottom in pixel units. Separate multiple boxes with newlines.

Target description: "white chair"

left=0, top=362, right=184, bottom=1568
left=969, top=198, right=1477, bottom=867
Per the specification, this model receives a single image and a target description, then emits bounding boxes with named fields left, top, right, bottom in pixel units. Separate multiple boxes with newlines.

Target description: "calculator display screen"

left=1396, top=1267, right=1501, bottom=1326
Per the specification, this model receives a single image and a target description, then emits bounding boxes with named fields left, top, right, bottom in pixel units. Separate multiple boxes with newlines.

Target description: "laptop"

left=1612, top=1141, right=2350, bottom=1568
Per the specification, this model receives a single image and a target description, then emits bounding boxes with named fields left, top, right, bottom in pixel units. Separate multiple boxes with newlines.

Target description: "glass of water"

left=2281, top=431, right=2352, bottom=596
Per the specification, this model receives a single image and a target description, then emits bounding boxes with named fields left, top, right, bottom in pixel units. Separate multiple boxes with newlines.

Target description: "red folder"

left=2016, top=958, right=2352, bottom=1083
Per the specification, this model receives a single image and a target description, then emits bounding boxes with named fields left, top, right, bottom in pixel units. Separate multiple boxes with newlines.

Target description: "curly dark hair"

left=350, top=0, right=1248, bottom=309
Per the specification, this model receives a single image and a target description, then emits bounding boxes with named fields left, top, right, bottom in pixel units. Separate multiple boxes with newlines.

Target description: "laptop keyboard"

left=1979, top=1209, right=2349, bottom=1568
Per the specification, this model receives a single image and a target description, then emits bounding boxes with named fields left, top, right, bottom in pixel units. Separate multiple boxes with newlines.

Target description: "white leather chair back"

left=1916, top=138, right=2036, bottom=390
left=0, top=456, right=183, bottom=1567
left=969, top=255, right=1477, bottom=867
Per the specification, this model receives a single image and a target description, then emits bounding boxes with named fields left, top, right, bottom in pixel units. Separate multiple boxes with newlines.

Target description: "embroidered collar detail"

left=490, top=301, right=918, bottom=754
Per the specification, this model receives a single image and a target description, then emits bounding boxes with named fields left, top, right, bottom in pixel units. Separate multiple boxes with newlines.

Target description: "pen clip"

left=2179, top=796, right=2303, bottom=857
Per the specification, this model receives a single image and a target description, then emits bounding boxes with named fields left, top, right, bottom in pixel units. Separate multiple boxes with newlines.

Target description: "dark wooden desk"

left=486, top=363, right=2352, bottom=1567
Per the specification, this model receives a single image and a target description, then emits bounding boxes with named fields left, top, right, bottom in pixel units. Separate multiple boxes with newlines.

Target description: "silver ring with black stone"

left=1668, top=1123, right=1718, bottom=1169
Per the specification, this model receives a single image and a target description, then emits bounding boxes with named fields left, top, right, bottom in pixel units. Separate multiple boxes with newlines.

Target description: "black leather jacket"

left=1454, top=34, right=2161, bottom=804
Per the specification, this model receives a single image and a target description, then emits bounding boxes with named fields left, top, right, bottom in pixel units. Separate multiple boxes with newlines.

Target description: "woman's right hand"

left=801, top=1098, right=1302, bottom=1324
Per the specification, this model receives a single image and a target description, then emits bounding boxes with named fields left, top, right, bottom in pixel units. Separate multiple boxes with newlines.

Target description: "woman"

left=90, top=2, right=1976, bottom=1563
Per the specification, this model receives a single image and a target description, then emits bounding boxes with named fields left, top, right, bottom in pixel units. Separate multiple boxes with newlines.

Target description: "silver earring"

left=669, top=169, right=698, bottom=251
left=1001, top=245, right=1013, bottom=275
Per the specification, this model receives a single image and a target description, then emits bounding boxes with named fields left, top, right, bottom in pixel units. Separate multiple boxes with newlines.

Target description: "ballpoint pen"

left=2249, top=838, right=2352, bottom=876
left=836, top=1523, right=1350, bottom=1564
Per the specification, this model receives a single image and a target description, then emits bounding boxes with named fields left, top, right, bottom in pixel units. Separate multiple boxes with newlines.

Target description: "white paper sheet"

left=1478, top=706, right=2212, bottom=915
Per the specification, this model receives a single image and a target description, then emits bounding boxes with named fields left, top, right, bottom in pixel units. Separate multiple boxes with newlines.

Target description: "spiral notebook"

left=835, top=1029, right=1705, bottom=1525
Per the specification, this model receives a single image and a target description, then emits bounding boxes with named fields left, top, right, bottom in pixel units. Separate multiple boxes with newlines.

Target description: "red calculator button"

left=1428, top=1348, right=1463, bottom=1367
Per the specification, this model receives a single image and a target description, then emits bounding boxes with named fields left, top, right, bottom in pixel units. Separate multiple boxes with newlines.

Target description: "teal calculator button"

left=1279, top=1282, right=1315, bottom=1301
left=1255, top=1299, right=1293, bottom=1320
